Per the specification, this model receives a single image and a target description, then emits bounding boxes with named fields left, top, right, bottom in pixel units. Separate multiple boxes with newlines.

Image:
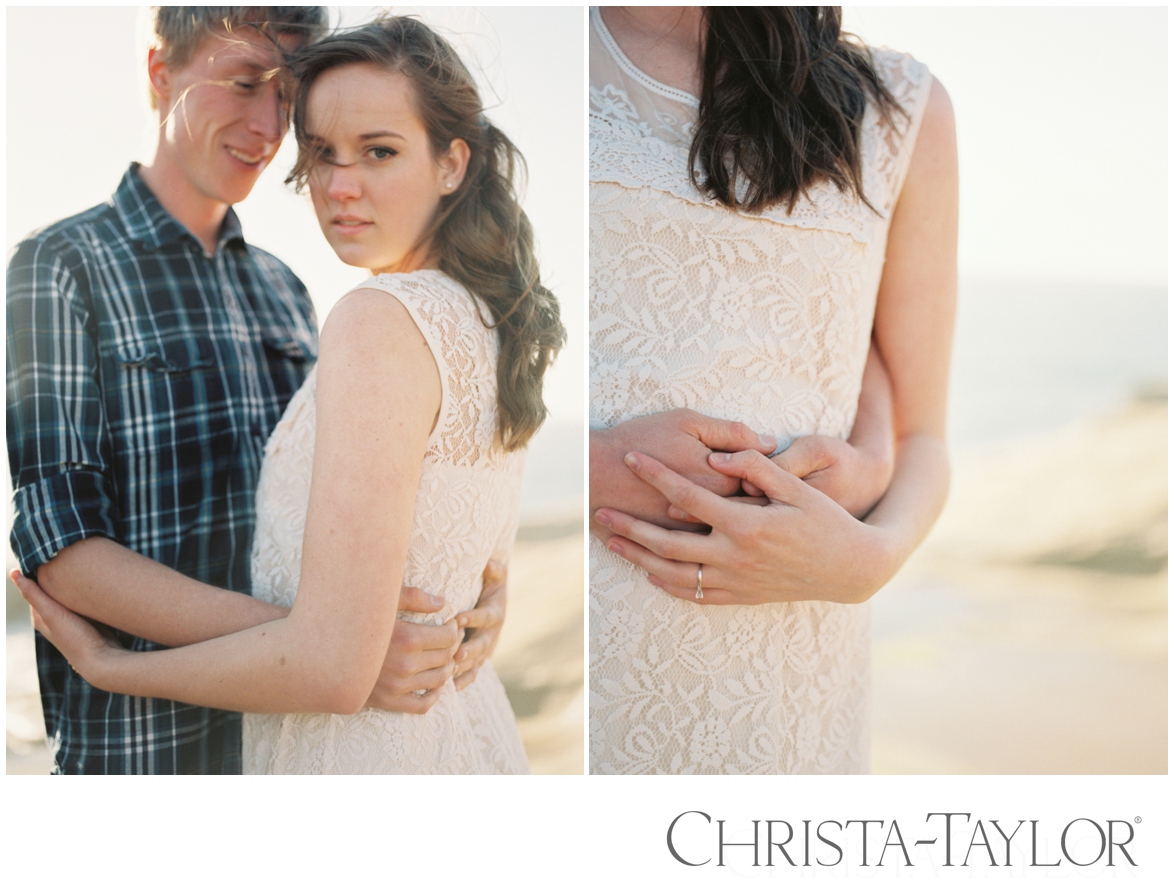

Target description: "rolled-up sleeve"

left=7, top=237, right=120, bottom=576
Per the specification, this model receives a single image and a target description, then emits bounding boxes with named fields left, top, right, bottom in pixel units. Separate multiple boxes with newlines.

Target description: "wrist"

left=588, top=427, right=621, bottom=513
left=588, top=429, right=607, bottom=505
left=854, top=442, right=896, bottom=515
left=851, top=524, right=905, bottom=603
left=86, top=646, right=131, bottom=695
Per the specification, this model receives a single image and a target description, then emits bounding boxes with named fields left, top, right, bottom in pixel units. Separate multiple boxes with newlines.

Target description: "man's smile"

left=225, top=146, right=270, bottom=167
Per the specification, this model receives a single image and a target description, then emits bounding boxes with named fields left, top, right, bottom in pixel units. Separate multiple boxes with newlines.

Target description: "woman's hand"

left=595, top=451, right=899, bottom=606
left=365, top=585, right=460, bottom=714
left=11, top=569, right=126, bottom=687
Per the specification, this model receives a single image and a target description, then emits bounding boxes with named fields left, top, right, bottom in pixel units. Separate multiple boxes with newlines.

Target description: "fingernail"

left=623, top=452, right=638, bottom=470
left=595, top=510, right=612, bottom=528
left=709, top=451, right=731, bottom=463
left=429, top=593, right=444, bottom=606
left=606, top=540, right=622, bottom=555
left=759, top=433, right=777, bottom=449
left=456, top=615, right=468, bottom=627
left=648, top=576, right=663, bottom=589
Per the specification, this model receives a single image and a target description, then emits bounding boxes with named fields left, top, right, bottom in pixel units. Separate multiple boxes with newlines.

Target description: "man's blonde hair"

left=146, top=6, right=328, bottom=109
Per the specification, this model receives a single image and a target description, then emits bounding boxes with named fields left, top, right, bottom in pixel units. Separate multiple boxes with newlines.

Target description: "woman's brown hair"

left=691, top=6, right=906, bottom=213
left=286, top=16, right=565, bottom=451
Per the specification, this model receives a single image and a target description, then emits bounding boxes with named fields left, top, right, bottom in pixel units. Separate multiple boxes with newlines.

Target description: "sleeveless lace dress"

left=242, top=270, right=529, bottom=774
left=588, top=7, right=933, bottom=774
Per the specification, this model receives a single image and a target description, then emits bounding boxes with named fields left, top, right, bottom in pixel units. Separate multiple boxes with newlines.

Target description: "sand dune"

left=495, top=521, right=584, bottom=774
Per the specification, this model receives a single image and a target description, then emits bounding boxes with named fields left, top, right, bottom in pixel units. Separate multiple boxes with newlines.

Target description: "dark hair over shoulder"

left=690, top=6, right=906, bottom=213
left=287, top=16, right=565, bottom=452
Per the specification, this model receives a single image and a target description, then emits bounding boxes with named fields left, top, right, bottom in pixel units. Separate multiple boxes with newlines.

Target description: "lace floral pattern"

left=588, top=8, right=932, bottom=774
left=243, top=270, right=528, bottom=774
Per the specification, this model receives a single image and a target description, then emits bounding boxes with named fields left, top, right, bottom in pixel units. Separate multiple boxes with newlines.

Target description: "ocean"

left=947, top=276, right=1166, bottom=448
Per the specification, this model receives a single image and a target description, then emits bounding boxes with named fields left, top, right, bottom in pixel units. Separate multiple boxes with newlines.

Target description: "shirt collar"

left=113, top=163, right=247, bottom=254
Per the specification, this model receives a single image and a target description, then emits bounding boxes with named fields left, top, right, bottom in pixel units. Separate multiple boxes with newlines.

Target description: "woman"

left=589, top=7, right=955, bottom=773
left=18, top=16, right=565, bottom=774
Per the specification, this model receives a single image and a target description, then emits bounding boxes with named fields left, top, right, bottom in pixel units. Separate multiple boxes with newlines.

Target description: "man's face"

left=155, top=28, right=298, bottom=207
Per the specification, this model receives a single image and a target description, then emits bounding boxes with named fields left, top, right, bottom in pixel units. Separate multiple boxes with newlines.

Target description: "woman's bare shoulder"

left=919, top=77, right=956, bottom=149
left=316, top=285, right=437, bottom=393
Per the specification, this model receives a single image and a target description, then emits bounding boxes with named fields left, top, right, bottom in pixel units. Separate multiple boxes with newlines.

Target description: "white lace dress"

left=243, top=270, right=529, bottom=774
left=588, top=7, right=933, bottom=774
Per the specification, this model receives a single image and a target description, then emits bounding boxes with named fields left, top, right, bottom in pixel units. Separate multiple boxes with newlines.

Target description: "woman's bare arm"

left=35, top=539, right=288, bottom=647
left=22, top=288, right=441, bottom=713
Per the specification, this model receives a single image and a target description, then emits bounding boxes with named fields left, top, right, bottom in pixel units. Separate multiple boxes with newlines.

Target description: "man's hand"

left=764, top=434, right=892, bottom=518
left=364, top=585, right=460, bottom=714
left=453, top=559, right=507, bottom=691
left=665, top=343, right=896, bottom=522
left=590, top=409, right=777, bottom=541
left=762, top=340, right=896, bottom=518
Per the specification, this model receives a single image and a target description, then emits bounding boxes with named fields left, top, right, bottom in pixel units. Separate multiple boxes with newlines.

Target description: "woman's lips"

left=331, top=216, right=373, bottom=235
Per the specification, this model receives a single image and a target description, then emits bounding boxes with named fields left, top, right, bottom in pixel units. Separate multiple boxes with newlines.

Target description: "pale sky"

left=843, top=5, right=1167, bottom=287
left=4, top=6, right=585, bottom=423
left=7, top=5, right=1166, bottom=386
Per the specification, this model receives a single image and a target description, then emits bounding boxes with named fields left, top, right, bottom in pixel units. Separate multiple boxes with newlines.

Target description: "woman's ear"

left=147, top=47, right=172, bottom=109
left=437, top=138, right=471, bottom=194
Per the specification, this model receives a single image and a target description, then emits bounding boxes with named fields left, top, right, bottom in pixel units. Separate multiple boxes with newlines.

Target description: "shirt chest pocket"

left=260, top=325, right=316, bottom=365
left=100, top=323, right=233, bottom=456
left=112, top=333, right=216, bottom=373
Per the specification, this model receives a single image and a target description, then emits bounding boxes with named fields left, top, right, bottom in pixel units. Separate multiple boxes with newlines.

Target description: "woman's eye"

left=233, top=80, right=259, bottom=93
left=369, top=146, right=397, bottom=160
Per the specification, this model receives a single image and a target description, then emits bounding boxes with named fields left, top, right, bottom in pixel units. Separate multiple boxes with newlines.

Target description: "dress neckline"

left=591, top=6, right=700, bottom=108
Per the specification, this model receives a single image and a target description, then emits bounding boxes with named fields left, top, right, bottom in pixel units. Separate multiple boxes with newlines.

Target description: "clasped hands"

left=590, top=408, right=897, bottom=606
left=367, top=558, right=507, bottom=712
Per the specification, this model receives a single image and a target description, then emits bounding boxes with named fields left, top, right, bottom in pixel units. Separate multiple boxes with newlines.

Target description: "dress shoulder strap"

left=866, top=48, right=935, bottom=214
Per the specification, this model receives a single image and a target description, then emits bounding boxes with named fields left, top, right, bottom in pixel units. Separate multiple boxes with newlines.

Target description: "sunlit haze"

left=5, top=6, right=585, bottom=423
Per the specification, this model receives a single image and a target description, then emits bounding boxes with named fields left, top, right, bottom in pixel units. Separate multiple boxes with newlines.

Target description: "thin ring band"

left=695, top=564, right=704, bottom=600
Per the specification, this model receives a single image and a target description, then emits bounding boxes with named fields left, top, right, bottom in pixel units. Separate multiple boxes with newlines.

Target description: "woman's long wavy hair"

left=286, top=17, right=565, bottom=451
left=690, top=6, right=906, bottom=213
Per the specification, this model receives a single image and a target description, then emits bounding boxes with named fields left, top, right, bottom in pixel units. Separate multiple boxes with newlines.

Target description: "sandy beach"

left=5, top=516, right=584, bottom=775
left=872, top=394, right=1167, bottom=773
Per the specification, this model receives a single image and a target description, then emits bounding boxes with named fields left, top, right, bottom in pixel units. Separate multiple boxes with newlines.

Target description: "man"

left=7, top=6, right=504, bottom=774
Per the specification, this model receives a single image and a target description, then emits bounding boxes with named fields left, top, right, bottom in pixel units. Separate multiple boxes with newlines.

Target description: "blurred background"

left=7, top=6, right=1169, bottom=778
left=6, top=7, right=584, bottom=774
left=841, top=6, right=1166, bottom=773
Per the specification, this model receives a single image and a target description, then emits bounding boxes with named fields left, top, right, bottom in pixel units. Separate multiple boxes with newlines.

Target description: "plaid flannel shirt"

left=7, top=165, right=318, bottom=774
